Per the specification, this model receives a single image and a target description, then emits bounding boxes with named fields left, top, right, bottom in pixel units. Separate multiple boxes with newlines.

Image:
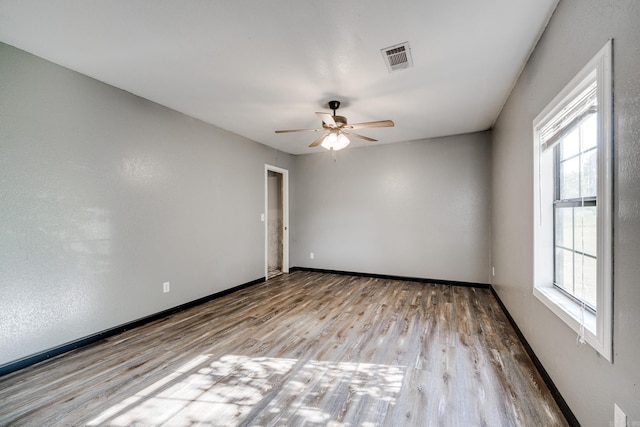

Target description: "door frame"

left=265, top=164, right=289, bottom=279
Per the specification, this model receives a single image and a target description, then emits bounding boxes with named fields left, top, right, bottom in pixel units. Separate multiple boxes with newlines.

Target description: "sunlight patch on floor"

left=87, top=354, right=405, bottom=426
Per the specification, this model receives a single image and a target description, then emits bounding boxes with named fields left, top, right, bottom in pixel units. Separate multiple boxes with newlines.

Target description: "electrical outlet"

left=614, top=404, right=627, bottom=427
left=310, top=252, right=314, bottom=260
left=260, top=213, right=265, bottom=222
left=492, top=266, right=495, bottom=276
left=163, top=282, right=170, bottom=293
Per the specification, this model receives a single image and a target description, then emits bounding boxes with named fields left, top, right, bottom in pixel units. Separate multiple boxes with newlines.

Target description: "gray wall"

left=491, top=1, right=640, bottom=425
left=0, top=42, right=294, bottom=366
left=292, top=133, right=492, bottom=284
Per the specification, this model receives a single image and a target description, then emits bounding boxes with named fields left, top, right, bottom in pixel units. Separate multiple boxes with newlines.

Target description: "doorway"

left=265, top=165, right=289, bottom=279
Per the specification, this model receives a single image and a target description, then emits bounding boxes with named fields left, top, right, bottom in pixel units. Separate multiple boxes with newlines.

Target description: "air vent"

left=381, top=42, right=413, bottom=73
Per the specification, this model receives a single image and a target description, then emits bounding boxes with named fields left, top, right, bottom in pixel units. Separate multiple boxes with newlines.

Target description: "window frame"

left=533, top=40, right=613, bottom=362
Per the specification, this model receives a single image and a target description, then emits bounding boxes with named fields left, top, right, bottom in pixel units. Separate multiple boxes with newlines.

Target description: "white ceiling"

left=0, top=0, right=558, bottom=155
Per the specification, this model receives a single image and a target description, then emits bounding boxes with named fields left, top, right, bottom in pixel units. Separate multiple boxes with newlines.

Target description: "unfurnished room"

left=0, top=1, right=639, bottom=426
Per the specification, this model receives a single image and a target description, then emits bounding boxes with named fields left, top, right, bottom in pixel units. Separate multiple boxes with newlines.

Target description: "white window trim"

left=533, top=40, right=613, bottom=362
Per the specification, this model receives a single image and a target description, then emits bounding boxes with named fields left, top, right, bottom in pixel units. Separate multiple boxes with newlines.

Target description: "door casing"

left=264, top=164, right=289, bottom=278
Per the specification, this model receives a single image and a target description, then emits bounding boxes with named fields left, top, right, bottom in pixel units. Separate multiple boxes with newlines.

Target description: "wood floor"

left=0, top=271, right=568, bottom=426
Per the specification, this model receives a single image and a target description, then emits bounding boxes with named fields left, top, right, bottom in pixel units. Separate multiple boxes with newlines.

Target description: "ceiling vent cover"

left=381, top=42, right=413, bottom=73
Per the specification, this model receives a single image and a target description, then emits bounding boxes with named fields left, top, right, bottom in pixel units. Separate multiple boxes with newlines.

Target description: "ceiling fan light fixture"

left=321, top=131, right=350, bottom=151
left=320, top=132, right=336, bottom=149
left=335, top=133, right=350, bottom=150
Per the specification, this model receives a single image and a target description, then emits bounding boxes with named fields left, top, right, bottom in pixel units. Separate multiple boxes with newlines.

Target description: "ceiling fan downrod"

left=328, top=100, right=340, bottom=116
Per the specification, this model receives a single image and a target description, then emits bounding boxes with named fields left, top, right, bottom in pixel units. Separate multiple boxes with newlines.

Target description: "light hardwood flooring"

left=0, top=271, right=569, bottom=426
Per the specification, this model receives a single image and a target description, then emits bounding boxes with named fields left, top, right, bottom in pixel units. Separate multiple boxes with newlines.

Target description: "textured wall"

left=491, top=0, right=640, bottom=425
left=0, top=43, right=293, bottom=366
left=292, top=133, right=492, bottom=284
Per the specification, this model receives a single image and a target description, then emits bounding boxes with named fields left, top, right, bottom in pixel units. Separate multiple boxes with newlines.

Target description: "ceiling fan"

left=275, top=100, right=394, bottom=151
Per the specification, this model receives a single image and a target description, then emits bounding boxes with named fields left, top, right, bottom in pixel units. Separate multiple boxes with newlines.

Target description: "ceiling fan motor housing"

left=324, top=115, right=347, bottom=128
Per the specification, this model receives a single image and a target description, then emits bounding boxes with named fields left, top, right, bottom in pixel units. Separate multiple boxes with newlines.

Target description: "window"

left=554, top=107, right=598, bottom=311
left=533, top=40, right=613, bottom=361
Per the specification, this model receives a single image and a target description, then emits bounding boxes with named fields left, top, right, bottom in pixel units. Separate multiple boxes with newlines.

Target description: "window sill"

left=534, top=283, right=611, bottom=362
left=533, top=286, right=596, bottom=337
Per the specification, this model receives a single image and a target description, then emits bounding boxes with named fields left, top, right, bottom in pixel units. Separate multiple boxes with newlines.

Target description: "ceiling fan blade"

left=346, top=120, right=395, bottom=130
left=275, top=128, right=324, bottom=133
left=316, top=112, right=336, bottom=128
left=342, top=131, right=377, bottom=142
left=309, top=132, right=329, bottom=147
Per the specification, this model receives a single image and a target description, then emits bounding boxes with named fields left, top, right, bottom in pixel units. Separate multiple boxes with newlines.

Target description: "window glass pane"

left=555, top=248, right=574, bottom=293
left=574, top=206, right=597, bottom=257
left=574, top=255, right=597, bottom=309
left=581, top=114, right=597, bottom=151
left=561, top=127, right=580, bottom=160
left=560, top=157, right=580, bottom=200
left=581, top=149, right=597, bottom=198
left=555, top=207, right=573, bottom=249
